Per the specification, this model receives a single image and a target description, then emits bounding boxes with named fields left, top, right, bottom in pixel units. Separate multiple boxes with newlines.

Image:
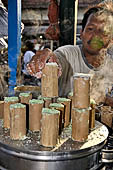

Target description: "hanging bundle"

left=45, top=0, right=60, bottom=40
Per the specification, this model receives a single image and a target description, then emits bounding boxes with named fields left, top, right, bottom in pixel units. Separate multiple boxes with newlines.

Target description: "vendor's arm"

left=27, top=48, right=62, bottom=78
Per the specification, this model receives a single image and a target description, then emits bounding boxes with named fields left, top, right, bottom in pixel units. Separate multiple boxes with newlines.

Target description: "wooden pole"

left=74, top=0, right=78, bottom=45
left=10, top=103, right=26, bottom=140
left=40, top=108, right=60, bottom=147
left=29, top=99, right=44, bottom=132
left=4, top=97, right=19, bottom=129
left=16, top=54, right=22, bottom=85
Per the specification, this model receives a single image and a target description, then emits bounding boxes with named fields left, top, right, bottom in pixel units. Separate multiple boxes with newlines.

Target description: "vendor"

left=22, top=40, right=36, bottom=78
left=27, top=1, right=113, bottom=100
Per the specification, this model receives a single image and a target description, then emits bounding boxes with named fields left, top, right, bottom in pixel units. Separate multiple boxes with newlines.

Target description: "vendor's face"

left=80, top=13, right=111, bottom=55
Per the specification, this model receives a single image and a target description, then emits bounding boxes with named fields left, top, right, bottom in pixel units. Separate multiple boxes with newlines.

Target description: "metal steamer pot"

left=0, top=121, right=108, bottom=170
left=0, top=141, right=105, bottom=170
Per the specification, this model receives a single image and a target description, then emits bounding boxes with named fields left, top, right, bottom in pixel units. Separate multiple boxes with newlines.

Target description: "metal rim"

left=0, top=140, right=106, bottom=161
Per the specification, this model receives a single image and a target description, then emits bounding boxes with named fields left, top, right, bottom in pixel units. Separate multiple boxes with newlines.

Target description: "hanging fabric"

left=45, top=0, right=60, bottom=40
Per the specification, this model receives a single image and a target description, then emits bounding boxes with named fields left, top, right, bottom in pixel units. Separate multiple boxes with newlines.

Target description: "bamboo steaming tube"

left=72, top=107, right=90, bottom=142
left=68, top=92, right=73, bottom=105
left=29, top=99, right=44, bottom=132
left=4, top=97, right=19, bottom=129
left=40, top=108, right=60, bottom=147
left=38, top=96, right=52, bottom=108
left=89, top=99, right=96, bottom=129
left=68, top=91, right=74, bottom=119
left=19, top=92, right=32, bottom=131
left=49, top=103, right=64, bottom=134
left=73, top=73, right=90, bottom=109
left=41, top=63, right=58, bottom=97
left=19, top=92, right=32, bottom=104
left=57, top=98, right=71, bottom=128
left=10, top=103, right=26, bottom=140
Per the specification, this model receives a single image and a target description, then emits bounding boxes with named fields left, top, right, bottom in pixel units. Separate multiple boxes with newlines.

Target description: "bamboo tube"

left=89, top=99, right=96, bottom=129
left=41, top=63, right=58, bottom=97
left=38, top=96, right=52, bottom=108
left=29, top=99, right=44, bottom=132
left=73, top=73, right=90, bottom=109
left=52, top=96, right=58, bottom=103
left=68, top=92, right=73, bottom=103
left=0, top=101, right=4, bottom=119
left=4, top=97, right=19, bottom=129
left=68, top=91, right=74, bottom=120
left=19, top=92, right=32, bottom=104
left=49, top=103, right=64, bottom=135
left=19, top=92, right=32, bottom=131
left=10, top=103, right=26, bottom=140
left=72, top=108, right=90, bottom=142
left=40, top=108, right=60, bottom=147
left=101, top=106, right=113, bottom=128
left=57, top=98, right=71, bottom=128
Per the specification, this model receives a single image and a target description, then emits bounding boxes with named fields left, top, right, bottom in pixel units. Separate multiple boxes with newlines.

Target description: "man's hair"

left=82, top=7, right=100, bottom=31
left=82, top=0, right=113, bottom=34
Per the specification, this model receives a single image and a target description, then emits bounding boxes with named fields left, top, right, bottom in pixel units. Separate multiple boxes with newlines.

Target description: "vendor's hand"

left=27, top=48, right=62, bottom=79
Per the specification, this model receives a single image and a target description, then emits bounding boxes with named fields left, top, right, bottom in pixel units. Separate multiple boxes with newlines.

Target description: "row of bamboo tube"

left=0, top=63, right=96, bottom=147
left=2, top=94, right=44, bottom=140
left=1, top=93, right=71, bottom=147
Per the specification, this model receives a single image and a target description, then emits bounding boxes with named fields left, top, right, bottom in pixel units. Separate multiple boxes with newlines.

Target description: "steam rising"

left=90, top=54, right=113, bottom=104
